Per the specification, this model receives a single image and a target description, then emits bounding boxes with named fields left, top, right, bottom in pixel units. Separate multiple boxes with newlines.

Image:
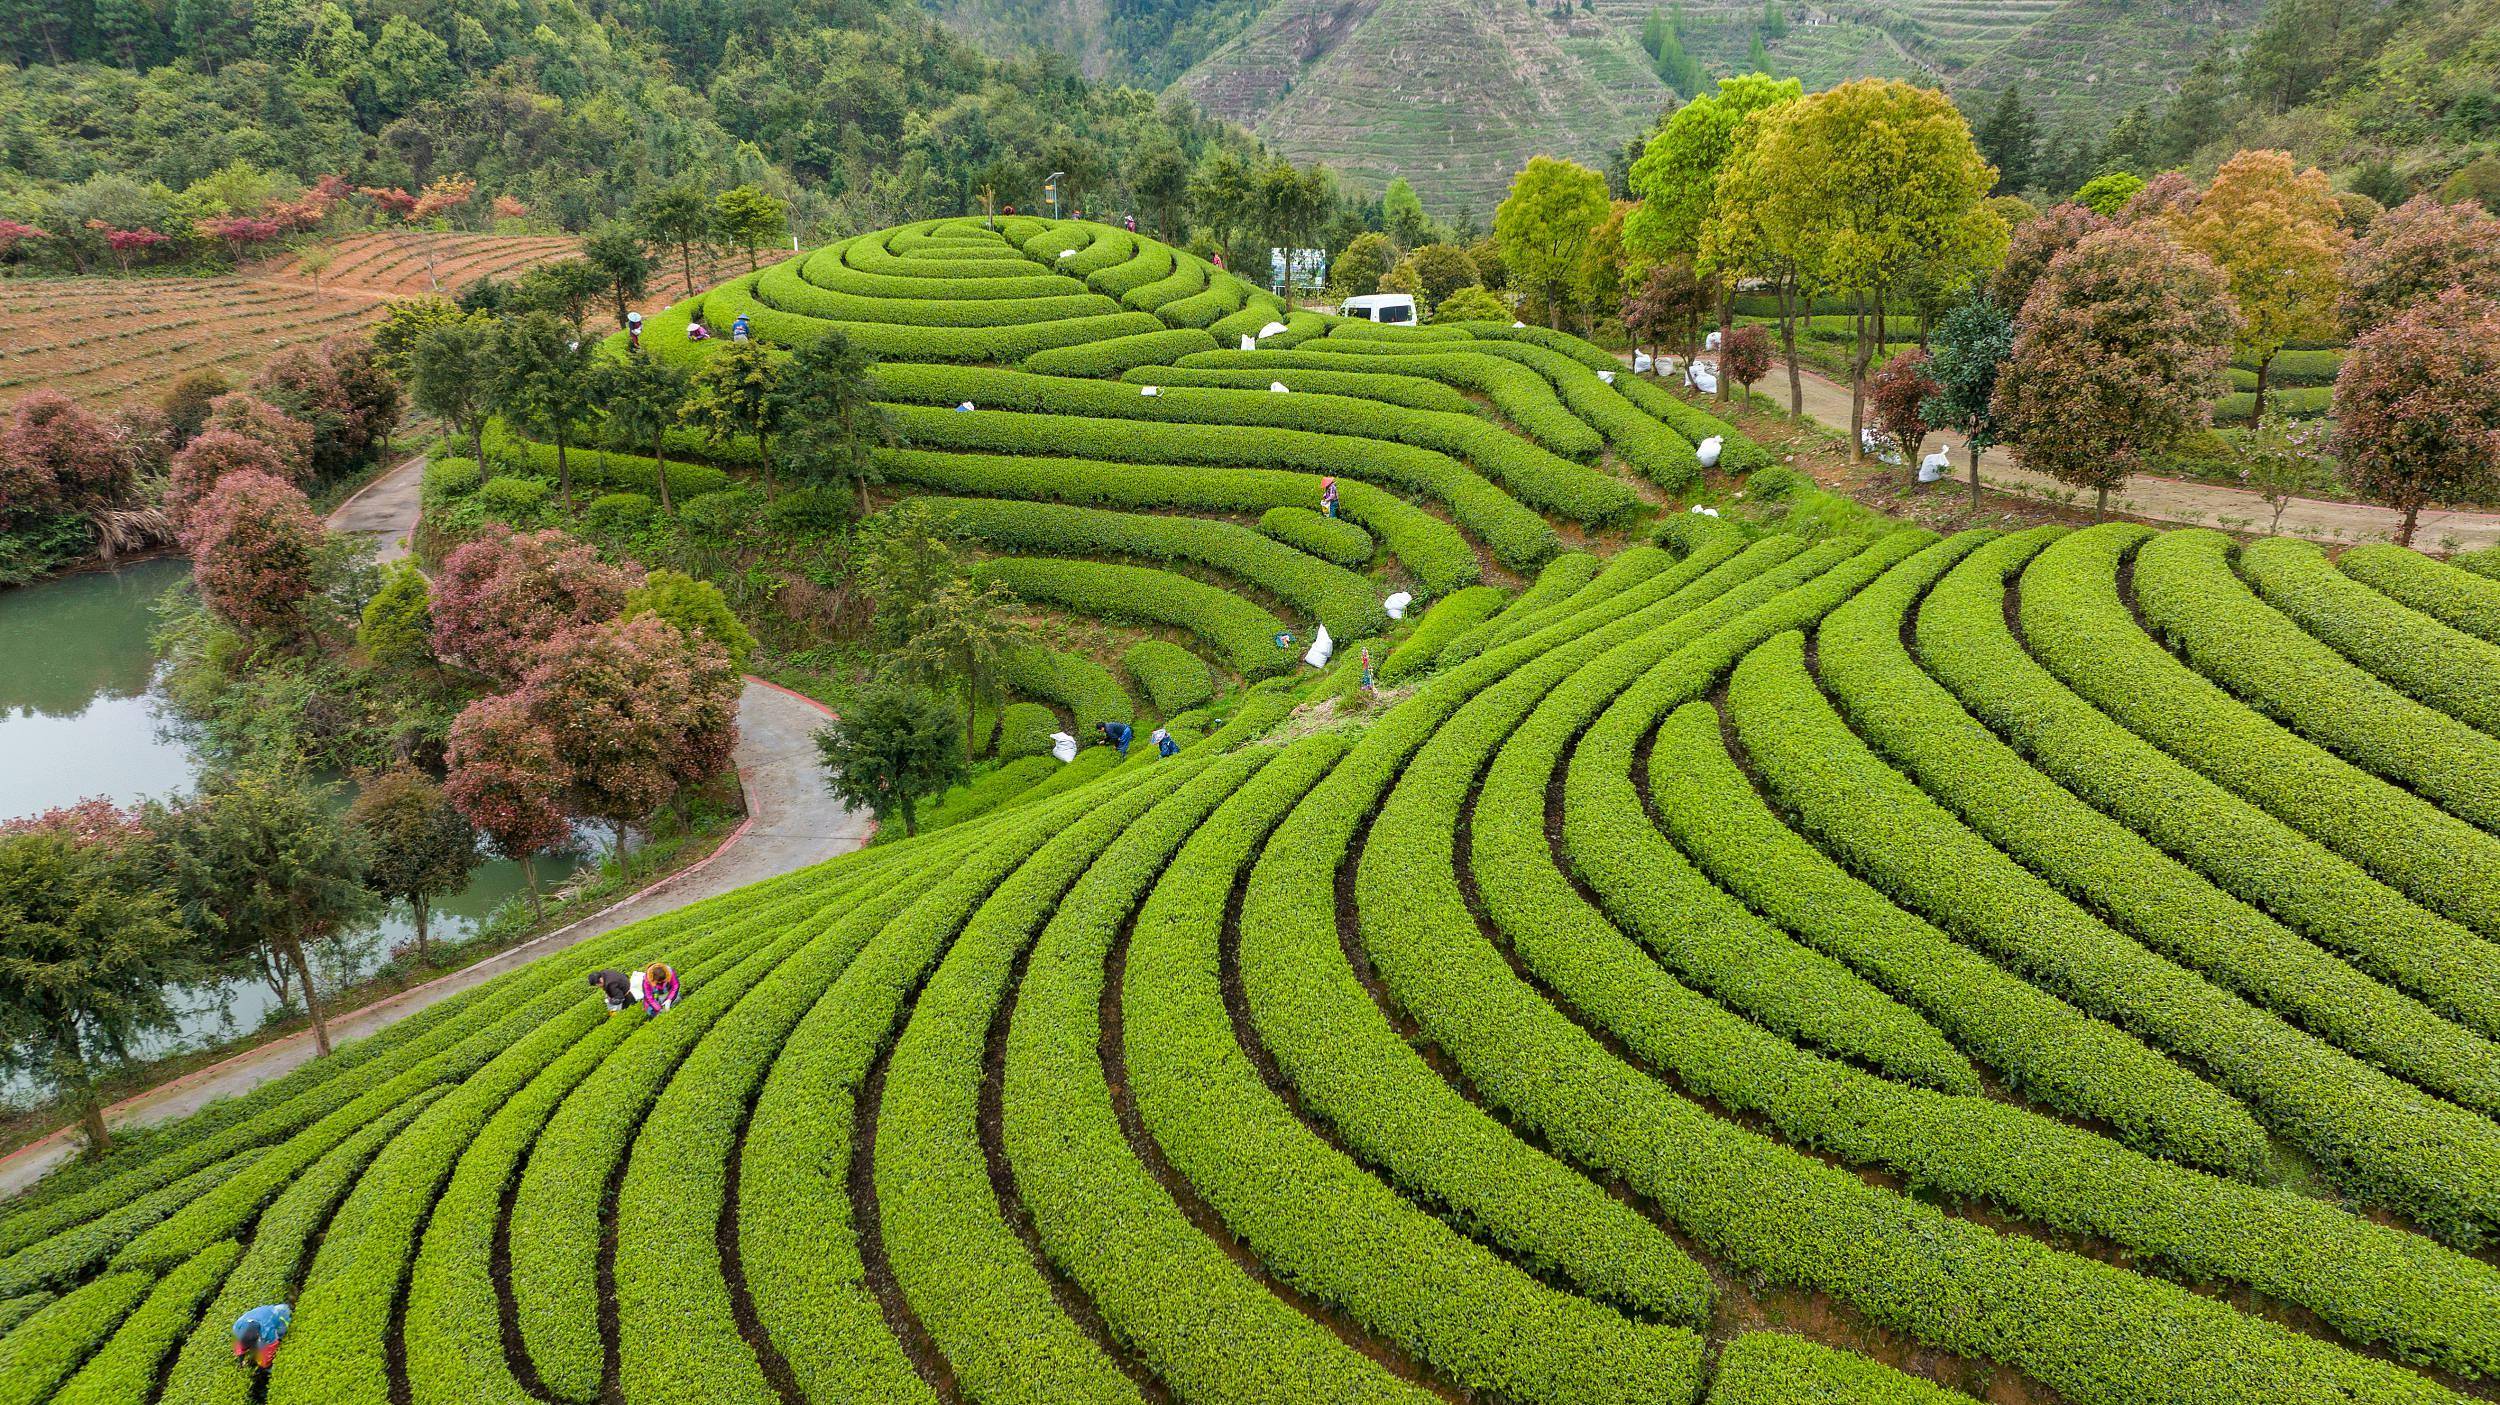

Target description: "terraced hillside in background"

left=7, top=217, right=2500, bottom=1405
left=0, top=233, right=745, bottom=409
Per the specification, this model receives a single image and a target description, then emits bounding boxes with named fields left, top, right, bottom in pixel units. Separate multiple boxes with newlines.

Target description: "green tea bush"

left=2239, top=536, right=2500, bottom=734
left=1123, top=639, right=1214, bottom=715
left=974, top=557, right=1288, bottom=677
left=996, top=701, right=1059, bottom=758
left=2340, top=544, right=2500, bottom=643
left=473, top=474, right=553, bottom=525
left=1021, top=327, right=1219, bottom=377
left=1125, top=363, right=1483, bottom=417
left=1254, top=505, right=1375, bottom=568
left=1380, top=586, right=1505, bottom=683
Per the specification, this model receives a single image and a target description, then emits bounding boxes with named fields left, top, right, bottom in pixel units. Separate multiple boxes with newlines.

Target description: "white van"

left=1338, top=293, right=1418, bottom=325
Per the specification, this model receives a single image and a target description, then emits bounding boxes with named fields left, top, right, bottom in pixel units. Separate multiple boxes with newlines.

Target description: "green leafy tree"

left=854, top=499, right=965, bottom=651
left=813, top=681, right=967, bottom=837
left=1740, top=79, right=2001, bottom=455
left=408, top=317, right=494, bottom=469
left=1127, top=138, right=1193, bottom=239
left=1996, top=225, right=2239, bottom=515
left=1627, top=73, right=1802, bottom=392
left=1649, top=9, right=1703, bottom=96
left=1920, top=291, right=2015, bottom=509
left=486, top=312, right=597, bottom=507
left=899, top=577, right=1032, bottom=755
left=2240, top=409, right=2332, bottom=535
left=1496, top=156, right=1610, bottom=330
left=1382, top=177, right=1432, bottom=250
left=626, top=568, right=758, bottom=672
left=0, top=826, right=203, bottom=1155
left=358, top=560, right=434, bottom=671
left=583, top=225, right=654, bottom=331
left=2074, top=171, right=2145, bottom=218
left=147, top=767, right=374, bottom=1057
left=686, top=341, right=785, bottom=492
left=1397, top=242, right=1483, bottom=312
left=1330, top=231, right=1399, bottom=299
left=712, top=184, right=789, bottom=271
left=1188, top=149, right=1257, bottom=269
left=771, top=330, right=899, bottom=515
left=591, top=354, right=691, bottom=514
left=1432, top=285, right=1510, bottom=324
left=634, top=183, right=716, bottom=297
left=510, top=258, right=606, bottom=330
left=347, top=768, right=481, bottom=964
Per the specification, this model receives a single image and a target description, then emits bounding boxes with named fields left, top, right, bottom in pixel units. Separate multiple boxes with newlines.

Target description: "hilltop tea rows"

left=6, top=217, right=2500, bottom=1403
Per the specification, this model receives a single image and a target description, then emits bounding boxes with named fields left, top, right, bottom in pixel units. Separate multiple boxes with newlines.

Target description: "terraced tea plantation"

left=7, top=217, right=2500, bottom=1405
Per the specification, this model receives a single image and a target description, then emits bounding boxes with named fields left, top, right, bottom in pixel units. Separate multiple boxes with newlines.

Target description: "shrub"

left=995, top=701, right=1058, bottom=758
left=1021, top=327, right=1218, bottom=377
left=473, top=474, right=553, bottom=526
left=1122, top=639, right=1214, bottom=715
left=421, top=456, right=482, bottom=503
left=1380, top=586, right=1505, bottom=683
left=583, top=491, right=657, bottom=537
left=973, top=557, right=1288, bottom=678
left=1255, top=505, right=1374, bottom=568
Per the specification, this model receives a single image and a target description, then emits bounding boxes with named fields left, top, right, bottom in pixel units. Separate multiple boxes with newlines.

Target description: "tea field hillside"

left=4, top=217, right=2499, bottom=1405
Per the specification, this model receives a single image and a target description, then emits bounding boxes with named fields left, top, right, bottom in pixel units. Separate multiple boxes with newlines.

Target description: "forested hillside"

left=0, top=0, right=1262, bottom=236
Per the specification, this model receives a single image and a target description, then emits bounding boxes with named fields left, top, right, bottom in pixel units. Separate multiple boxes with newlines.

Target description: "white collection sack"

left=1704, top=330, right=1722, bottom=351
left=1598, top=370, right=1616, bottom=384
left=1631, top=351, right=1655, bottom=374
left=1696, top=435, right=1723, bottom=468
left=1918, top=450, right=1954, bottom=483
left=1304, top=626, right=1335, bottom=670
left=1384, top=591, right=1413, bottom=620
left=1242, top=334, right=1258, bottom=351
left=1687, top=366, right=1718, bottom=394
left=1258, top=321, right=1290, bottom=340
left=1139, top=384, right=1160, bottom=396
left=1271, top=382, right=1291, bottom=393
left=1049, top=731, right=1078, bottom=764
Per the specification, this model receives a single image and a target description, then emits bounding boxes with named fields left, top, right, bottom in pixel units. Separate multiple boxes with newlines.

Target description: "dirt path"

left=1675, top=355, right=2500, bottom=551
left=0, top=472, right=874, bottom=1201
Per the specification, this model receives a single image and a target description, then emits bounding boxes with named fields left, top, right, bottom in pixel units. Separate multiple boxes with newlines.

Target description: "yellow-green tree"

left=1626, top=73, right=1802, bottom=396
left=1702, top=104, right=1820, bottom=416
left=1495, top=157, right=1610, bottom=331
left=2174, top=149, right=2348, bottom=424
left=1738, top=79, right=1999, bottom=457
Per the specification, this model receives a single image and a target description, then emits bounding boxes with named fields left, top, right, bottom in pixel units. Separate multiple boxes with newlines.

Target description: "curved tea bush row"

left=1022, top=328, right=1220, bottom=377
left=1176, top=348, right=1605, bottom=458
left=1730, top=633, right=2500, bottom=1242
left=872, top=448, right=1461, bottom=592
left=881, top=404, right=1556, bottom=574
left=845, top=228, right=1070, bottom=282
left=484, top=421, right=733, bottom=501
left=2019, top=525, right=2500, bottom=941
left=704, top=275, right=1169, bottom=362
left=918, top=757, right=1059, bottom=835
left=1371, top=549, right=2482, bottom=1404
left=2240, top=538, right=2500, bottom=735
left=1255, top=506, right=1375, bottom=568
left=757, top=256, right=1120, bottom=327
left=798, top=241, right=1081, bottom=300
left=2340, top=543, right=2500, bottom=644
left=925, top=494, right=1385, bottom=640
left=1612, top=373, right=1777, bottom=476
left=1380, top=586, right=1506, bottom=684
left=878, top=764, right=1203, bottom=1405
left=1121, top=363, right=1485, bottom=417
left=0, top=1270, right=151, bottom=1405
left=1124, top=639, right=1214, bottom=715
left=2132, top=529, right=2500, bottom=832
left=864, top=362, right=1639, bottom=527
left=1914, top=531, right=2500, bottom=1041
left=1436, top=550, right=1613, bottom=663
left=0, top=1152, right=251, bottom=1295
left=997, top=701, right=1059, bottom=757
left=1126, top=736, right=1712, bottom=1402
left=1705, top=1334, right=1976, bottom=1405
left=49, top=1240, right=240, bottom=1405
left=1001, top=752, right=1442, bottom=1403
left=999, top=645, right=1135, bottom=735
left=974, top=557, right=1288, bottom=679
left=1820, top=546, right=2500, bottom=1128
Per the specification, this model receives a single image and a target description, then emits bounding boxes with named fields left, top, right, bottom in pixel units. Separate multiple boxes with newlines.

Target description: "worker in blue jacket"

left=1097, top=720, right=1133, bottom=757
left=233, top=1303, right=291, bottom=1370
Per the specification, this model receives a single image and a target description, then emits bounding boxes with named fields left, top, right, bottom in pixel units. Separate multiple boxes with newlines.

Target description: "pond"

left=0, top=557, right=592, bottom=1097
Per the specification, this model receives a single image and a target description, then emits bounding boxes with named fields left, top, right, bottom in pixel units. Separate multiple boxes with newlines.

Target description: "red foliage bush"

left=1868, top=348, right=1940, bottom=465
left=204, top=392, right=314, bottom=482
left=2333, top=286, right=2500, bottom=545
left=443, top=692, right=574, bottom=868
left=518, top=614, right=740, bottom=837
left=182, top=469, right=323, bottom=634
left=430, top=525, right=638, bottom=682
left=1991, top=202, right=2109, bottom=314
left=2340, top=194, right=2500, bottom=329
left=167, top=429, right=289, bottom=526
left=0, top=390, right=124, bottom=518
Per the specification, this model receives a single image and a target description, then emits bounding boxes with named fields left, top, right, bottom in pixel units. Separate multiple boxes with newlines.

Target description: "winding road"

left=0, top=460, right=873, bottom=1200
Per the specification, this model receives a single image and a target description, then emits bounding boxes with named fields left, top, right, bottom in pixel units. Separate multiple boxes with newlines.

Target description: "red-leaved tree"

left=443, top=693, right=574, bottom=914
left=2119, top=171, right=2202, bottom=226
left=430, top=525, right=637, bottom=682
left=182, top=469, right=324, bottom=636
left=250, top=339, right=397, bottom=479
left=167, top=429, right=289, bottom=526
left=1, top=390, right=123, bottom=514
left=1994, top=226, right=2240, bottom=516
left=204, top=392, right=315, bottom=482
left=518, top=614, right=739, bottom=869
left=198, top=214, right=287, bottom=262
left=1721, top=325, right=1773, bottom=401
left=1868, top=348, right=1941, bottom=471
left=0, top=220, right=48, bottom=262
left=1990, top=202, right=2108, bottom=315
left=2340, top=194, right=2500, bottom=329
left=2333, top=286, right=2500, bottom=546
